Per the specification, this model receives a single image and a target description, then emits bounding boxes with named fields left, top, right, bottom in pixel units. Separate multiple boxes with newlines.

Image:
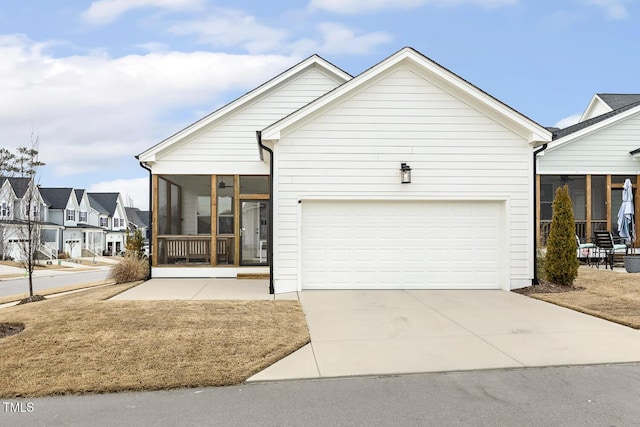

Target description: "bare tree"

left=13, top=134, right=46, bottom=300
left=0, top=148, right=17, bottom=176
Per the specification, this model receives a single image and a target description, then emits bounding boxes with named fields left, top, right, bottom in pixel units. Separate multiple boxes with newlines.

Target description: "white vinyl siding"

left=581, top=99, right=612, bottom=121
left=152, top=67, right=345, bottom=175
left=539, top=112, right=640, bottom=174
left=273, top=65, right=532, bottom=292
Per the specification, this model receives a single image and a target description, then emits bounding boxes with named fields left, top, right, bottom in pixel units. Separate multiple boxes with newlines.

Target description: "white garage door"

left=301, top=201, right=504, bottom=289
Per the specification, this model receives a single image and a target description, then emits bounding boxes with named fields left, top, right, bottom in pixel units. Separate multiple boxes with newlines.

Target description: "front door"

left=240, top=200, right=268, bottom=265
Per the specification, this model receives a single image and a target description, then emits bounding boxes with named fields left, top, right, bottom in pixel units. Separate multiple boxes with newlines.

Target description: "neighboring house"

left=536, top=94, right=640, bottom=246
left=125, top=207, right=150, bottom=241
left=40, top=187, right=83, bottom=258
left=37, top=188, right=131, bottom=258
left=75, top=189, right=104, bottom=257
left=138, top=47, right=552, bottom=293
left=88, top=192, right=128, bottom=255
left=0, top=177, right=61, bottom=261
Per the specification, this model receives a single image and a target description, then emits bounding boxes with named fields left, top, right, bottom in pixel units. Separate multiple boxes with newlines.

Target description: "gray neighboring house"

left=0, top=177, right=62, bottom=261
left=37, top=188, right=130, bottom=257
left=87, top=192, right=128, bottom=255
left=125, top=207, right=150, bottom=241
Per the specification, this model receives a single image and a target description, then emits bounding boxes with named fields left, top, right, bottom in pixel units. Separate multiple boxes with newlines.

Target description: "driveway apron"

left=249, top=290, right=640, bottom=381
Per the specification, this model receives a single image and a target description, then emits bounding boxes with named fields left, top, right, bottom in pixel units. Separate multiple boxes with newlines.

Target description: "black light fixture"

left=218, top=178, right=227, bottom=189
left=400, top=163, right=412, bottom=184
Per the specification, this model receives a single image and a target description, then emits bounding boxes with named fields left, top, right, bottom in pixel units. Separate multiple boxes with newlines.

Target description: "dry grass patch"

left=523, top=266, right=640, bottom=329
left=0, top=284, right=309, bottom=397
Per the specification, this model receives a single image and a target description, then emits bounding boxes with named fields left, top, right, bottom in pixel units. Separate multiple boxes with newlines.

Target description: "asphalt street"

left=3, top=364, right=640, bottom=426
left=0, top=270, right=110, bottom=298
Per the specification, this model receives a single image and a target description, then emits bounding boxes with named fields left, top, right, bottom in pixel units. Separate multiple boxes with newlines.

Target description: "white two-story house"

left=0, top=177, right=62, bottom=261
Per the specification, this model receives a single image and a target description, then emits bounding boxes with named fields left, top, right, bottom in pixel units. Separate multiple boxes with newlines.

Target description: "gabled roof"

left=137, top=54, right=352, bottom=163
left=598, top=94, right=640, bottom=110
left=552, top=100, right=640, bottom=140
left=88, top=193, right=119, bottom=216
left=40, top=187, right=74, bottom=209
left=125, top=207, right=149, bottom=228
left=262, top=47, right=551, bottom=143
left=1, top=176, right=32, bottom=198
left=75, top=189, right=86, bottom=202
left=579, top=93, right=640, bottom=122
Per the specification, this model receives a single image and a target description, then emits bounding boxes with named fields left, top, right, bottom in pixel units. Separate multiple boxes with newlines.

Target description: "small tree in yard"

left=125, top=228, right=145, bottom=258
left=545, top=184, right=579, bottom=286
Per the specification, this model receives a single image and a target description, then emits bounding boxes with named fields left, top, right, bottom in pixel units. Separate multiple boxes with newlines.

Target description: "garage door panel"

left=301, top=201, right=503, bottom=290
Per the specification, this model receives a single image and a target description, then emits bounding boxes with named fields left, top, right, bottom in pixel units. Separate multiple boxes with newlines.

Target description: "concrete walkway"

left=248, top=289, right=640, bottom=381
left=110, top=278, right=297, bottom=301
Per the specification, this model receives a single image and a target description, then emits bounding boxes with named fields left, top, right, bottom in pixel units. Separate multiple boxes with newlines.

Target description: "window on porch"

left=153, top=174, right=269, bottom=267
left=539, top=174, right=637, bottom=246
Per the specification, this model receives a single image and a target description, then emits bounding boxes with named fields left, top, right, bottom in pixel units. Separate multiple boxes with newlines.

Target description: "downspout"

left=532, top=143, right=548, bottom=286
left=138, top=160, right=153, bottom=281
left=256, top=131, right=275, bottom=294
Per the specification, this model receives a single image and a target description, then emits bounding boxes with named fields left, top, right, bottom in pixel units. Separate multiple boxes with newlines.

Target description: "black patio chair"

left=593, top=231, right=628, bottom=270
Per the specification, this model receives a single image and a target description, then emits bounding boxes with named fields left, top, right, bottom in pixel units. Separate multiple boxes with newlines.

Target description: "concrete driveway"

left=248, top=289, right=640, bottom=381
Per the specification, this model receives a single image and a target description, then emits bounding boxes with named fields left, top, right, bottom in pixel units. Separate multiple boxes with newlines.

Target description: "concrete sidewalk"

left=248, top=289, right=640, bottom=381
left=0, top=257, right=113, bottom=280
left=110, top=278, right=297, bottom=301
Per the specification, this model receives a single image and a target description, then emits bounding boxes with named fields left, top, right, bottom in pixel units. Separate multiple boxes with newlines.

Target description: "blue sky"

left=1, top=0, right=638, bottom=208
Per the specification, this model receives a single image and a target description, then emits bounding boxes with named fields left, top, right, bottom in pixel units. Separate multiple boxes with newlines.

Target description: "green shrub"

left=109, top=255, right=149, bottom=284
left=125, top=229, right=145, bottom=259
left=545, top=184, right=578, bottom=286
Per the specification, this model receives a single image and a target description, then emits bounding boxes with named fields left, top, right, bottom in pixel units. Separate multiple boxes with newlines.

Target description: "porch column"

left=211, top=175, right=217, bottom=266
left=606, top=175, right=612, bottom=232
left=535, top=174, right=541, bottom=247
left=636, top=175, right=640, bottom=249
left=585, top=175, right=592, bottom=242
left=152, top=174, right=159, bottom=267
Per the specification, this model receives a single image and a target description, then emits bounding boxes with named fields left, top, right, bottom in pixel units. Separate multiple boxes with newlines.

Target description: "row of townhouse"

left=0, top=176, right=149, bottom=261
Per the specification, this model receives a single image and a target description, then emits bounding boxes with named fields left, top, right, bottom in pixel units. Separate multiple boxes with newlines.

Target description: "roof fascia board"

left=262, top=47, right=550, bottom=143
left=543, top=104, right=640, bottom=154
left=138, top=55, right=352, bottom=162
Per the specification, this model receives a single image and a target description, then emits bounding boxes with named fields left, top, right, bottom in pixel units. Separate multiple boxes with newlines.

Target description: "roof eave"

left=263, top=47, right=551, bottom=144
left=137, top=55, right=352, bottom=161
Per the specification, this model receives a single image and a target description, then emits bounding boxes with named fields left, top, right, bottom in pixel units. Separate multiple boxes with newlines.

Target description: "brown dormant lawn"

left=521, top=266, right=640, bottom=329
left=0, top=284, right=309, bottom=398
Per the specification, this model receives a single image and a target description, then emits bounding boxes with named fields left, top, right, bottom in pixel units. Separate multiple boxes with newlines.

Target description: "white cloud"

left=0, top=35, right=295, bottom=180
left=309, top=0, right=516, bottom=14
left=554, top=113, right=581, bottom=129
left=587, top=0, right=629, bottom=20
left=315, top=22, right=393, bottom=55
left=82, top=0, right=205, bottom=25
left=168, top=9, right=288, bottom=54
left=169, top=10, right=392, bottom=56
left=89, top=177, right=149, bottom=210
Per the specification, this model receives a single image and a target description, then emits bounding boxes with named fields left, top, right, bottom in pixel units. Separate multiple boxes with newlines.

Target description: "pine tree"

left=545, top=184, right=579, bottom=286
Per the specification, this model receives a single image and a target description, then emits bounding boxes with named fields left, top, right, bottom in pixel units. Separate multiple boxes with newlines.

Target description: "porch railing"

left=38, top=243, right=57, bottom=260
left=157, top=236, right=211, bottom=265
left=539, top=220, right=608, bottom=246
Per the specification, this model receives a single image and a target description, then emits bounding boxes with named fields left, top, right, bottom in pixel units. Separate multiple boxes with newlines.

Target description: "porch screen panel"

left=591, top=176, right=607, bottom=235
left=170, top=182, right=180, bottom=234
left=158, top=177, right=168, bottom=234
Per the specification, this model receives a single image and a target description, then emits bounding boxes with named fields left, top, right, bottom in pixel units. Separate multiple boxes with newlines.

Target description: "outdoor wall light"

left=400, top=163, right=412, bottom=184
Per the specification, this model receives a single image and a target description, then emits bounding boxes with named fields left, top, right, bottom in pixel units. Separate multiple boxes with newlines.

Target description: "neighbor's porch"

left=537, top=174, right=639, bottom=246
left=152, top=174, right=269, bottom=273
